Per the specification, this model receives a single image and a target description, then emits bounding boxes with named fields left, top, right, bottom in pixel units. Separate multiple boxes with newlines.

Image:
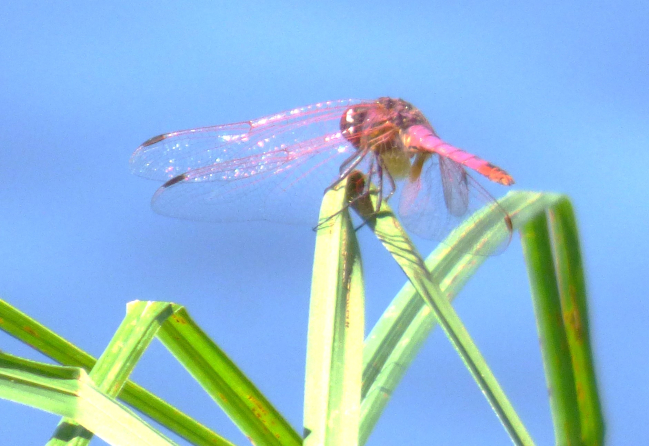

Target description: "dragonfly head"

left=340, top=104, right=370, bottom=150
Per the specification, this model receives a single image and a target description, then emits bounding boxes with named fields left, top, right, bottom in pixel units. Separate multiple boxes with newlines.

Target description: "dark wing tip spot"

left=142, top=134, right=167, bottom=147
left=162, top=173, right=188, bottom=188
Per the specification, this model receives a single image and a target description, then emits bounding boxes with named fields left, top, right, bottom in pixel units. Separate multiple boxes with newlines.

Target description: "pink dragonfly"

left=130, top=97, right=514, bottom=255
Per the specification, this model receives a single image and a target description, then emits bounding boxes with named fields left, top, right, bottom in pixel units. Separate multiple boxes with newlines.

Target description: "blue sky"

left=1, top=1, right=647, bottom=444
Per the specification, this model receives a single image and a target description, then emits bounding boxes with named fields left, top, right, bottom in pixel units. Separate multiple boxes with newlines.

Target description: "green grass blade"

left=1, top=297, right=293, bottom=445
left=48, top=301, right=175, bottom=445
left=303, top=176, right=365, bottom=446
left=353, top=190, right=535, bottom=445
left=0, top=299, right=237, bottom=446
left=0, top=298, right=96, bottom=368
left=0, top=352, right=177, bottom=446
left=0, top=188, right=602, bottom=445
left=548, top=199, right=605, bottom=445
left=359, top=191, right=560, bottom=443
left=157, top=305, right=302, bottom=446
left=120, top=380, right=234, bottom=446
left=521, top=211, right=583, bottom=445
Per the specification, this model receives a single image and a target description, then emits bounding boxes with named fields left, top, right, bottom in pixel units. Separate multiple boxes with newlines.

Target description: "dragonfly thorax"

left=340, top=97, right=430, bottom=179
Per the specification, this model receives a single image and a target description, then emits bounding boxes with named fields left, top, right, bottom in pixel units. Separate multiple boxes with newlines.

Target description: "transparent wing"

left=130, top=99, right=373, bottom=223
left=130, top=122, right=253, bottom=181
left=440, top=156, right=470, bottom=217
left=150, top=131, right=373, bottom=223
left=130, top=99, right=366, bottom=181
left=398, top=155, right=512, bottom=256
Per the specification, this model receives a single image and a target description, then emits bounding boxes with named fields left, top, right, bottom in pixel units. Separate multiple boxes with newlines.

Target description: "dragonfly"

left=130, top=97, right=514, bottom=255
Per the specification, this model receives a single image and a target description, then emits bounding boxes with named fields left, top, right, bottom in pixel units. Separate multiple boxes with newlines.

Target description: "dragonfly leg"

left=313, top=170, right=370, bottom=231
left=324, top=151, right=368, bottom=193
left=384, top=166, right=397, bottom=202
left=375, top=162, right=384, bottom=212
left=314, top=151, right=397, bottom=234
left=361, top=155, right=395, bottom=218
left=338, top=150, right=363, bottom=175
left=374, top=155, right=397, bottom=210
left=351, top=162, right=392, bottom=233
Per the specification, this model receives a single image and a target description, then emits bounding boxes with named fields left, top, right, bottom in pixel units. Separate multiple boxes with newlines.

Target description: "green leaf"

left=1, top=297, right=300, bottom=445
left=356, top=190, right=603, bottom=446
left=0, top=188, right=603, bottom=446
left=48, top=301, right=175, bottom=445
left=548, top=200, right=604, bottom=445
left=359, top=192, right=558, bottom=443
left=544, top=199, right=604, bottom=445
left=0, top=352, right=176, bottom=446
left=521, top=211, right=582, bottom=445
left=303, top=174, right=365, bottom=446
left=0, top=298, right=227, bottom=445
left=157, top=305, right=302, bottom=446
left=352, top=189, right=535, bottom=445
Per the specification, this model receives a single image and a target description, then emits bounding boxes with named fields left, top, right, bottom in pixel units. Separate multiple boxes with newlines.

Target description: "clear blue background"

left=1, top=1, right=647, bottom=444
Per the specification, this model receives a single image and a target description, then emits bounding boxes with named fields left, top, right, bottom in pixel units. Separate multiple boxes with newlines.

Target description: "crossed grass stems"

left=0, top=172, right=603, bottom=445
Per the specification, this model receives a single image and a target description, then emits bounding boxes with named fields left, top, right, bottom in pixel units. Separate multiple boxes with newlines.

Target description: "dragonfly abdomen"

left=403, top=125, right=514, bottom=186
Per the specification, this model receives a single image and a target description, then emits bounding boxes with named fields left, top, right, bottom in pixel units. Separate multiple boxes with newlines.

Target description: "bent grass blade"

left=548, top=200, right=604, bottom=445
left=0, top=189, right=602, bottom=445
left=47, top=301, right=175, bottom=446
left=521, top=212, right=582, bottom=445
left=356, top=191, right=602, bottom=446
left=0, top=352, right=176, bottom=446
left=359, top=192, right=554, bottom=443
left=157, top=305, right=302, bottom=446
left=352, top=190, right=535, bottom=445
left=525, top=200, right=604, bottom=445
left=0, top=299, right=226, bottom=445
left=0, top=299, right=299, bottom=446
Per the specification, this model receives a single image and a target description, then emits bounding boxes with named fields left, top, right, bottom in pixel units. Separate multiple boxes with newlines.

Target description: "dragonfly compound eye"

left=340, top=105, right=369, bottom=150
